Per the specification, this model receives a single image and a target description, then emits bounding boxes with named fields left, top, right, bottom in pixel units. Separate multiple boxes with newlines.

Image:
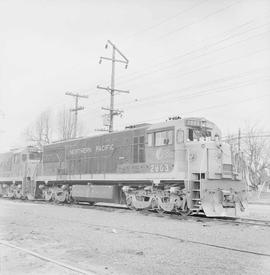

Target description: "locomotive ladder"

left=190, top=175, right=204, bottom=214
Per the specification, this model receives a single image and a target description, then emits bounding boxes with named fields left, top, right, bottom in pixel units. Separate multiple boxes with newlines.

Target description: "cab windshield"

left=29, top=152, right=42, bottom=160
left=188, top=128, right=211, bottom=141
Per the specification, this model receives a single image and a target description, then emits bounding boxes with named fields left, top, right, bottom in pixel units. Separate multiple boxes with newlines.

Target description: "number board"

left=149, top=163, right=172, bottom=173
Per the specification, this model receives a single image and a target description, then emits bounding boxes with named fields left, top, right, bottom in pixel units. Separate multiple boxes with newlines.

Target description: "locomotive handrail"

left=199, top=147, right=207, bottom=193
left=186, top=148, right=190, bottom=191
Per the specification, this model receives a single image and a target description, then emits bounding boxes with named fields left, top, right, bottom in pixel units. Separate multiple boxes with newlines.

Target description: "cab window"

left=176, top=130, right=184, bottom=143
left=13, top=154, right=20, bottom=164
left=188, top=129, right=194, bottom=141
left=188, top=128, right=212, bottom=141
left=133, top=136, right=145, bottom=163
left=29, top=152, right=41, bottom=160
left=22, top=154, right=27, bottom=162
left=147, top=133, right=153, bottom=147
left=154, top=130, right=173, bottom=146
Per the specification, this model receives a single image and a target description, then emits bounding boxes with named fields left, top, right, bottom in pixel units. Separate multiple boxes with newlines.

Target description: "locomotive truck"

left=0, top=117, right=247, bottom=217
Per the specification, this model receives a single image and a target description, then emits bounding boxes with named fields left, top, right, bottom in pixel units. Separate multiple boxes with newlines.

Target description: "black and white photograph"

left=0, top=0, right=270, bottom=274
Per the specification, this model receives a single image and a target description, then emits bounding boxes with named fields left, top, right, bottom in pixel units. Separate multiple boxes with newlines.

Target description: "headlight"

left=189, top=152, right=196, bottom=161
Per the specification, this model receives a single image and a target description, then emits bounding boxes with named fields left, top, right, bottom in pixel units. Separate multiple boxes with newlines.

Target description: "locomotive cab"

left=181, top=118, right=247, bottom=217
left=185, top=118, right=221, bottom=142
left=0, top=146, right=41, bottom=199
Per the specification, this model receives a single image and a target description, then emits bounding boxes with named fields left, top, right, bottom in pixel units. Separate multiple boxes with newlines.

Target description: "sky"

left=0, top=0, right=270, bottom=152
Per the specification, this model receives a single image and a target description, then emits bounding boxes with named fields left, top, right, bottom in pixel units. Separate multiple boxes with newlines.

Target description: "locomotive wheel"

left=26, top=193, right=34, bottom=200
left=156, top=206, right=165, bottom=214
left=151, top=197, right=159, bottom=210
left=132, top=195, right=154, bottom=210
left=157, top=196, right=175, bottom=213
left=54, top=190, right=67, bottom=203
left=178, top=204, right=191, bottom=216
left=66, top=194, right=72, bottom=204
left=15, top=191, right=22, bottom=199
left=7, top=191, right=15, bottom=199
left=179, top=210, right=192, bottom=217
left=44, top=189, right=53, bottom=201
left=126, top=195, right=135, bottom=210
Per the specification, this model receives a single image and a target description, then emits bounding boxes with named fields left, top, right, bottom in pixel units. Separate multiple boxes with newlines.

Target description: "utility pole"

left=0, top=111, right=5, bottom=134
left=238, top=128, right=241, bottom=153
left=65, top=92, right=88, bottom=138
left=97, top=40, right=129, bottom=132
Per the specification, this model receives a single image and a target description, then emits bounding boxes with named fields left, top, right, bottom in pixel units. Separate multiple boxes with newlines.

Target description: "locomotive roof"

left=0, top=145, right=41, bottom=155
left=147, top=117, right=215, bottom=130
left=46, top=117, right=218, bottom=148
left=48, top=123, right=152, bottom=146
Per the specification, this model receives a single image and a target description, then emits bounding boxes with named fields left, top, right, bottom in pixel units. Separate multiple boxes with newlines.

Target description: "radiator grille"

left=223, top=164, right=232, bottom=175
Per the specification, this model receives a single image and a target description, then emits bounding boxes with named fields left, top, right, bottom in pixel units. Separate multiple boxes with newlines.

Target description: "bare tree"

left=241, top=126, right=270, bottom=190
left=57, top=107, right=75, bottom=140
left=24, top=110, right=52, bottom=147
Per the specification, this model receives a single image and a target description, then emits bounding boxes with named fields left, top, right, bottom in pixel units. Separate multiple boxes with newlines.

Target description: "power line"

left=223, top=131, right=270, bottom=139
left=117, top=24, right=270, bottom=86
left=117, top=19, right=256, bottom=82
left=116, top=76, right=270, bottom=111
left=83, top=68, right=270, bottom=116
left=186, top=93, right=270, bottom=114
left=117, top=67, right=270, bottom=108
left=113, top=46, right=269, bottom=108
left=119, top=93, right=270, bottom=127
left=156, top=46, right=269, bottom=84
left=156, top=0, right=242, bottom=40
left=223, top=134, right=270, bottom=141
left=125, top=0, right=208, bottom=41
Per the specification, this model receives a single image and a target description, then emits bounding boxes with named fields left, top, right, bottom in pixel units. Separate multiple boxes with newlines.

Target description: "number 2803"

left=150, top=163, right=169, bottom=173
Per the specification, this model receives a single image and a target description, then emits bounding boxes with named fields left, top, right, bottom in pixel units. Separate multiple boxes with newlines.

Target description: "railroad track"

left=3, top=202, right=270, bottom=260
left=42, top=213, right=270, bottom=258
left=1, top=197, right=270, bottom=228
left=140, top=209, right=270, bottom=227
left=226, top=217, right=270, bottom=227
left=1, top=196, right=270, bottom=273
left=0, top=241, right=96, bottom=275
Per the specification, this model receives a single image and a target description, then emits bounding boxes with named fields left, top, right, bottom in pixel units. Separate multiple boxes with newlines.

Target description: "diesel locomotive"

left=0, top=117, right=247, bottom=217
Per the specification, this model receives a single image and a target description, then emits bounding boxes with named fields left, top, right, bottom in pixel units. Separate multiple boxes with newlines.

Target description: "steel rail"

left=0, top=241, right=97, bottom=275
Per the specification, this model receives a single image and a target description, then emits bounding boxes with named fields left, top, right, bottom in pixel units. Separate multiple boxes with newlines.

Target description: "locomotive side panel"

left=0, top=152, right=13, bottom=180
left=65, top=130, right=133, bottom=175
left=72, top=185, right=120, bottom=203
left=41, top=124, right=179, bottom=181
left=11, top=152, right=24, bottom=178
left=42, top=127, right=150, bottom=177
left=42, top=144, right=65, bottom=176
left=0, top=151, right=26, bottom=181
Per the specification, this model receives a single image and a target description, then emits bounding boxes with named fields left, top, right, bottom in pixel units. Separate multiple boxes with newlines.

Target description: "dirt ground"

left=0, top=199, right=270, bottom=275
left=243, top=203, right=270, bottom=220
